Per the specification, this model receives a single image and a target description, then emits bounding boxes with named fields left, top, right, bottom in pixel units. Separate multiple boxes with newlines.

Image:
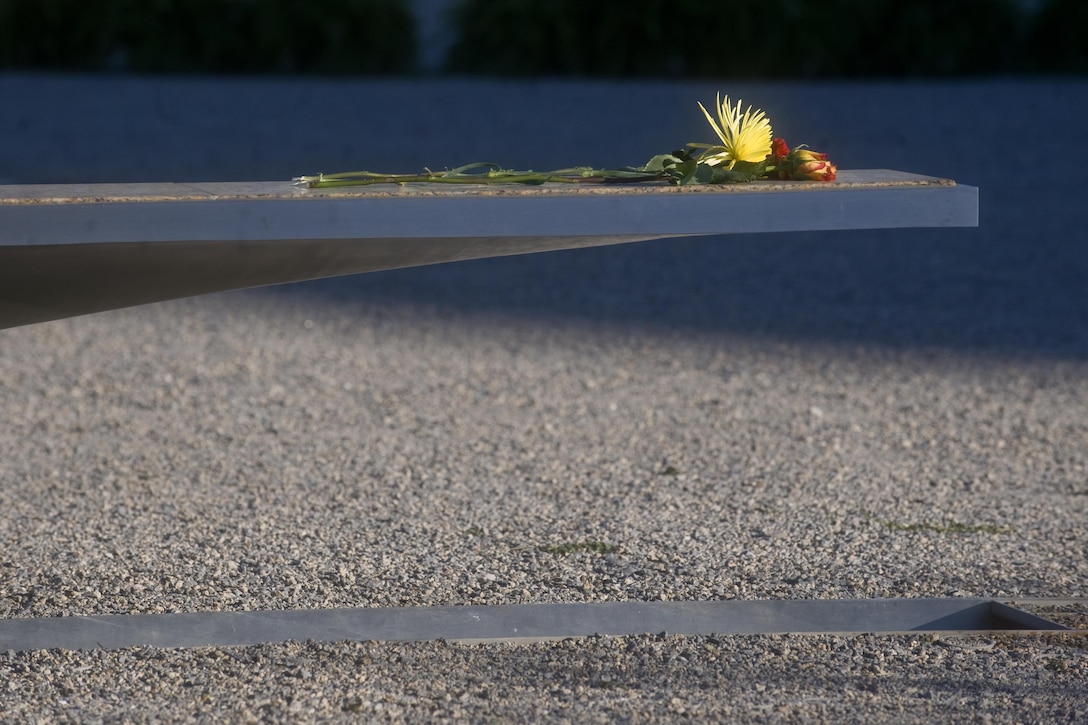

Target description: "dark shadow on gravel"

left=271, top=196, right=1086, bottom=359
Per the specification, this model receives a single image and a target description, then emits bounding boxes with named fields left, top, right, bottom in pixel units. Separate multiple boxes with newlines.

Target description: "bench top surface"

left=0, top=169, right=977, bottom=329
left=0, top=169, right=955, bottom=205
left=0, top=168, right=977, bottom=249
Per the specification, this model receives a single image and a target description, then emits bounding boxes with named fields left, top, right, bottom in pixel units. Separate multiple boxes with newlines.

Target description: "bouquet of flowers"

left=295, top=94, right=836, bottom=188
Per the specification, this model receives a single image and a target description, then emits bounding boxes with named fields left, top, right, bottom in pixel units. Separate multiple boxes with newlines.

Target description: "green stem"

left=295, top=164, right=672, bottom=188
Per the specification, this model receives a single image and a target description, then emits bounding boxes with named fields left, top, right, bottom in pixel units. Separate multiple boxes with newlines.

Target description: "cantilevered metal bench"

left=15, top=171, right=1071, bottom=652
left=0, top=170, right=976, bottom=330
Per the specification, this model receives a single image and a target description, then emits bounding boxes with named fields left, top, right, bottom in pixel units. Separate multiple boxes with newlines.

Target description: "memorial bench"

left=0, top=170, right=977, bottom=329
left=19, top=170, right=1070, bottom=652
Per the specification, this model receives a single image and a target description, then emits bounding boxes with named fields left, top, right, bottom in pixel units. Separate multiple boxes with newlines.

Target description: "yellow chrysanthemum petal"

left=695, top=94, right=773, bottom=169
left=698, top=101, right=727, bottom=146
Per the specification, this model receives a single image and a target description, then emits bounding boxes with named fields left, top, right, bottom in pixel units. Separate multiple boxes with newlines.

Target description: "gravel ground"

left=2, top=75, right=1087, bottom=721
left=4, top=634, right=1087, bottom=723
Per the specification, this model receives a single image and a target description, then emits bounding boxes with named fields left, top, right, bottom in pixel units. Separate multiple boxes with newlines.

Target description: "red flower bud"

left=770, top=137, right=791, bottom=163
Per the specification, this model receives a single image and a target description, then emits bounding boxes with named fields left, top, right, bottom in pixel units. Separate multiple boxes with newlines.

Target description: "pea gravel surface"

left=2, top=76, right=1087, bottom=722
left=4, top=634, right=1087, bottom=723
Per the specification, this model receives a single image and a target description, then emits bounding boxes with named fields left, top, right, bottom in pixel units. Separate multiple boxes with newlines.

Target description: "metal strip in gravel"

left=0, top=599, right=1069, bottom=652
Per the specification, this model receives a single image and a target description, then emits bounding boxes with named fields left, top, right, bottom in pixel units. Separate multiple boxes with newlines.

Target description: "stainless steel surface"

left=0, top=599, right=1069, bottom=652
left=0, top=172, right=978, bottom=329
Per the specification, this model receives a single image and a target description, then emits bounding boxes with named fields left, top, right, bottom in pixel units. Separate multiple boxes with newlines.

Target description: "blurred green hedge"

left=0, top=0, right=417, bottom=73
left=445, top=0, right=1077, bottom=77
left=1028, top=0, right=1088, bottom=72
left=1, top=0, right=1084, bottom=76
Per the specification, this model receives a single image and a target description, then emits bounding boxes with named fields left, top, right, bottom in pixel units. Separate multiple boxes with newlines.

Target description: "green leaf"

left=672, top=157, right=699, bottom=185
left=689, top=159, right=769, bottom=185
left=730, top=159, right=770, bottom=180
left=694, top=163, right=717, bottom=183
left=641, top=153, right=682, bottom=173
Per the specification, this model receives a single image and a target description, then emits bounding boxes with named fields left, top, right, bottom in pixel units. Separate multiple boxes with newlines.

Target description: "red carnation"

left=770, top=137, right=791, bottom=164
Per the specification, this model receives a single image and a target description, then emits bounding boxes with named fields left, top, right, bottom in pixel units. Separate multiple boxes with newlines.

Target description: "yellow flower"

left=690, top=94, right=773, bottom=169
